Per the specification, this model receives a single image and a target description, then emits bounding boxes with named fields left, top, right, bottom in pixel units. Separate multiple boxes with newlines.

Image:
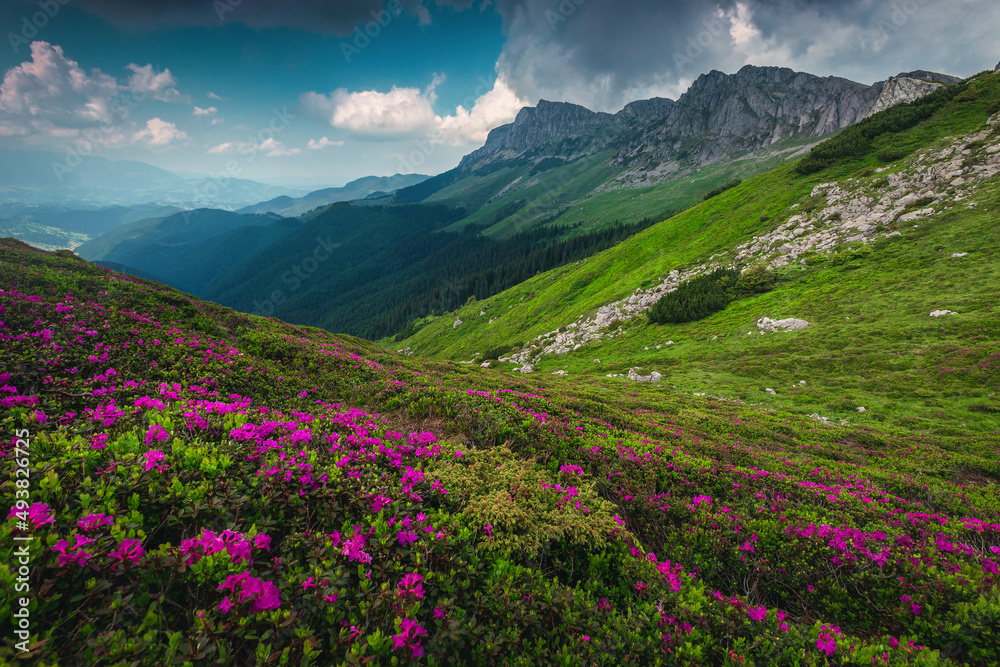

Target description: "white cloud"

left=210, top=117, right=224, bottom=125
left=308, top=136, right=344, bottom=149
left=260, top=137, right=302, bottom=157
left=208, top=137, right=301, bottom=157
left=127, top=63, right=185, bottom=102
left=0, top=41, right=192, bottom=151
left=207, top=141, right=237, bottom=154
left=207, top=91, right=226, bottom=101
left=302, top=86, right=439, bottom=138
left=133, top=117, right=188, bottom=148
left=0, top=41, right=121, bottom=130
left=193, top=106, right=218, bottom=116
left=301, top=75, right=527, bottom=145
left=437, top=76, right=528, bottom=145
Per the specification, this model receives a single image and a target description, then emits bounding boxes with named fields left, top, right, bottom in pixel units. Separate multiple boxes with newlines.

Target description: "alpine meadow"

left=1, top=1, right=999, bottom=666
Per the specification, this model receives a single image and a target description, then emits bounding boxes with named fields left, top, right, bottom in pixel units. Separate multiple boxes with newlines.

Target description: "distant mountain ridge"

left=0, top=149, right=306, bottom=210
left=237, top=174, right=430, bottom=217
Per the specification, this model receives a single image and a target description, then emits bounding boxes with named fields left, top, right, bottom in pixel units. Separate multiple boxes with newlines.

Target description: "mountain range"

left=66, top=64, right=968, bottom=339
left=0, top=149, right=307, bottom=210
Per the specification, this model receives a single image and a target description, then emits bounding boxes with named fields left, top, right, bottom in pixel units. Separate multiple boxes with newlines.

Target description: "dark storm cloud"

left=72, top=0, right=999, bottom=110
left=483, top=0, right=1000, bottom=110
left=73, top=0, right=403, bottom=36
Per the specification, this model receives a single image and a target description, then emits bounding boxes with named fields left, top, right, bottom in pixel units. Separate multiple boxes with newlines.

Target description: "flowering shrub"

left=0, top=238, right=998, bottom=665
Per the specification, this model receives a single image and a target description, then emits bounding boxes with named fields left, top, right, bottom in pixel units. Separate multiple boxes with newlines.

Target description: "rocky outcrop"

left=628, top=368, right=662, bottom=383
left=757, top=317, right=810, bottom=333
left=930, top=310, right=958, bottom=317
left=865, top=76, right=946, bottom=118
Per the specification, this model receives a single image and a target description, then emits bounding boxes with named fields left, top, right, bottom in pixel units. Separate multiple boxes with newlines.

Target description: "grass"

left=390, top=70, right=1000, bottom=436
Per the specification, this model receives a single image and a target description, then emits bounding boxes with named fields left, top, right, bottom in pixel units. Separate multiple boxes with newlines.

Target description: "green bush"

left=734, top=264, right=777, bottom=295
left=648, top=268, right=739, bottom=324
left=482, top=343, right=518, bottom=361
left=876, top=146, right=910, bottom=163
left=702, top=179, right=743, bottom=201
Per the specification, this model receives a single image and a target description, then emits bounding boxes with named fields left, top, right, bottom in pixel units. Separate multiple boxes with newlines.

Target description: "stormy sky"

left=0, top=0, right=996, bottom=184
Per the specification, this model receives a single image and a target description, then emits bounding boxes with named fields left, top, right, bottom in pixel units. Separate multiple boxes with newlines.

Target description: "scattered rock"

left=627, top=368, right=662, bottom=383
left=929, top=310, right=958, bottom=317
left=757, top=317, right=810, bottom=333
left=665, top=341, right=674, bottom=346
left=512, top=364, right=534, bottom=374
left=765, top=388, right=777, bottom=395
left=857, top=406, right=866, bottom=413
left=479, top=311, right=486, bottom=316
left=799, top=380, right=806, bottom=386
left=950, top=252, right=968, bottom=258
left=551, top=370, right=568, bottom=376
left=453, top=319, right=463, bottom=329
left=480, top=362, right=491, bottom=368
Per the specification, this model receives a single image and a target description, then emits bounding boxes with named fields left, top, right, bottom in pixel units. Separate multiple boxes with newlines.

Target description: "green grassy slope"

left=391, top=71, right=1000, bottom=436
left=2, top=237, right=999, bottom=665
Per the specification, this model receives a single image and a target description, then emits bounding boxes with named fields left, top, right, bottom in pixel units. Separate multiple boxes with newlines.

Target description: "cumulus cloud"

left=308, top=136, right=345, bottom=149
left=207, top=141, right=236, bottom=154
left=193, top=106, right=218, bottom=116
left=0, top=41, right=190, bottom=150
left=207, top=91, right=227, bottom=101
left=207, top=138, right=302, bottom=157
left=260, top=138, right=302, bottom=156
left=302, top=75, right=527, bottom=144
left=132, top=117, right=188, bottom=148
left=127, top=63, right=185, bottom=102
left=0, top=41, right=121, bottom=129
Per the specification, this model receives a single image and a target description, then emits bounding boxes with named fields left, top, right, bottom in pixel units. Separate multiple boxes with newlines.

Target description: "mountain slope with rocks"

left=391, top=68, right=1000, bottom=434
left=393, top=66, right=957, bottom=237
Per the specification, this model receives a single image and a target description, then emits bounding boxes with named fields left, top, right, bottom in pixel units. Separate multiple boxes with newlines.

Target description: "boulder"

left=929, top=310, right=958, bottom=317
left=480, top=362, right=491, bottom=368
left=757, top=317, right=810, bottom=333
left=765, top=388, right=777, bottom=395
left=627, top=368, right=662, bottom=383
left=453, top=319, right=463, bottom=329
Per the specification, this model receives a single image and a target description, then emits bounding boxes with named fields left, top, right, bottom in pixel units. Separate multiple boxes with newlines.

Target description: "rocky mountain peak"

left=458, top=64, right=959, bottom=183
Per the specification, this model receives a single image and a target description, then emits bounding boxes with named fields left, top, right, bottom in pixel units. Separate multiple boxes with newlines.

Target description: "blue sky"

left=1, top=0, right=998, bottom=187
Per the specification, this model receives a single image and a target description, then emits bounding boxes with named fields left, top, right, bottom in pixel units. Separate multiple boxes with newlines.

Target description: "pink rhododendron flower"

left=747, top=605, right=767, bottom=622
left=396, top=572, right=425, bottom=600
left=217, top=571, right=281, bottom=613
left=144, top=424, right=169, bottom=445
left=392, top=617, right=427, bottom=659
left=143, top=450, right=167, bottom=472
left=817, top=632, right=836, bottom=656
left=109, top=538, right=145, bottom=566
left=9, top=503, right=55, bottom=530
left=77, top=512, right=114, bottom=532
